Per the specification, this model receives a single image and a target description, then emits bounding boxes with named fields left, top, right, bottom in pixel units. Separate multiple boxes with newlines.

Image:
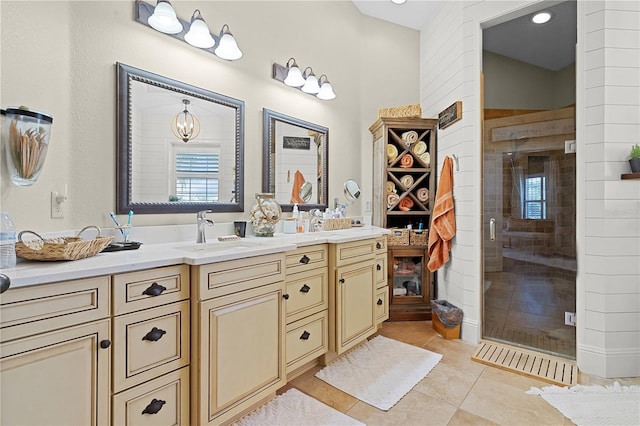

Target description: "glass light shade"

left=214, top=27, right=242, bottom=60
left=184, top=12, right=215, bottom=49
left=284, top=64, right=305, bottom=87
left=317, top=78, right=336, bottom=100
left=301, top=72, right=320, bottom=94
left=147, top=0, right=183, bottom=34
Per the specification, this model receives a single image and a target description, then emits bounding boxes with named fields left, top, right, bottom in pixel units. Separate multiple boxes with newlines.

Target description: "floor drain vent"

left=472, top=341, right=578, bottom=386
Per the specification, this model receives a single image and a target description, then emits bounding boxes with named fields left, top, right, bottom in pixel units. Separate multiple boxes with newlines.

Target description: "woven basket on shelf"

left=378, top=104, right=422, bottom=119
left=387, top=228, right=410, bottom=246
left=410, top=229, right=429, bottom=246
left=15, top=225, right=113, bottom=261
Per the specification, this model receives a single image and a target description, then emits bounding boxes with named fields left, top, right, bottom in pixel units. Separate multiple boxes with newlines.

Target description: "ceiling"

left=352, top=0, right=576, bottom=71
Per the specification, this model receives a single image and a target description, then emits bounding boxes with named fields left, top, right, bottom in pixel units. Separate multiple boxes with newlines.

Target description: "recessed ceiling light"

left=531, top=11, right=552, bottom=24
left=391, top=0, right=407, bottom=5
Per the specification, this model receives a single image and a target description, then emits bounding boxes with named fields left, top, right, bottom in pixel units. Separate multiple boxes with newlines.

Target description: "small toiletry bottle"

left=324, top=208, right=331, bottom=219
left=418, top=219, right=424, bottom=230
left=407, top=221, right=413, bottom=230
left=340, top=204, right=347, bottom=218
left=334, top=207, right=340, bottom=218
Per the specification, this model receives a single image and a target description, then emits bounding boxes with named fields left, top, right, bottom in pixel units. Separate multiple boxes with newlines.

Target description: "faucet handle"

left=197, top=210, right=212, bottom=219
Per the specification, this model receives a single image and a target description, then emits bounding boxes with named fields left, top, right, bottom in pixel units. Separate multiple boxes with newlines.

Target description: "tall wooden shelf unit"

left=369, top=117, right=438, bottom=321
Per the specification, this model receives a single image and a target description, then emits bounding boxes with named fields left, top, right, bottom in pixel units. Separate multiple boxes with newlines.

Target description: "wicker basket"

left=15, top=226, right=113, bottom=261
left=378, top=104, right=422, bottom=119
left=321, top=218, right=352, bottom=231
left=410, top=229, right=429, bottom=246
left=387, top=228, right=410, bottom=246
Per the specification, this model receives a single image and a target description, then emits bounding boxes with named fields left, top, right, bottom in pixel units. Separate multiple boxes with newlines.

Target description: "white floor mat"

left=315, top=335, right=442, bottom=411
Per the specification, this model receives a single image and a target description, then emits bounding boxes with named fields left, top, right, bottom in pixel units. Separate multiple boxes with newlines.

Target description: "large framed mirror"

left=116, top=62, right=244, bottom=214
left=262, top=109, right=328, bottom=212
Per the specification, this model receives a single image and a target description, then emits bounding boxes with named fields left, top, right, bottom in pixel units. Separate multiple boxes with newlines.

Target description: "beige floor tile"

left=447, top=409, right=499, bottom=425
left=460, top=367, right=567, bottom=425
left=346, top=388, right=458, bottom=426
left=287, top=365, right=359, bottom=413
left=376, top=320, right=439, bottom=347
left=413, top=360, right=481, bottom=407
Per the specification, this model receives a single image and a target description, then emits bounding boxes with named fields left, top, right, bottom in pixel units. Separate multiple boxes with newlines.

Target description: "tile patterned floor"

left=281, top=321, right=640, bottom=426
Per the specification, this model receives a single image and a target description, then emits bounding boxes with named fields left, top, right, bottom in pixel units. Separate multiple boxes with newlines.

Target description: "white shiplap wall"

left=579, top=0, right=640, bottom=378
left=420, top=0, right=640, bottom=378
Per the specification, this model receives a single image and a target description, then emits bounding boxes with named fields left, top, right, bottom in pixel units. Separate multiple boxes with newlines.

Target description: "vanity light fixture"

left=391, top=0, right=407, bottom=4
left=171, top=99, right=201, bottom=143
left=531, top=11, right=552, bottom=24
left=215, top=25, right=243, bottom=60
left=184, top=10, right=215, bottom=49
left=301, top=68, right=320, bottom=94
left=136, top=0, right=243, bottom=61
left=316, top=75, right=336, bottom=100
left=273, top=59, right=336, bottom=100
left=283, top=58, right=305, bottom=87
left=147, top=0, right=182, bottom=34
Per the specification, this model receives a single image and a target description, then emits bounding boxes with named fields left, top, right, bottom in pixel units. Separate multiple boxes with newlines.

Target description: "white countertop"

left=1, top=226, right=389, bottom=290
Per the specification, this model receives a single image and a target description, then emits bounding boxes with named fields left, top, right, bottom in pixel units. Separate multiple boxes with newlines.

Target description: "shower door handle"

left=489, top=218, right=496, bottom=241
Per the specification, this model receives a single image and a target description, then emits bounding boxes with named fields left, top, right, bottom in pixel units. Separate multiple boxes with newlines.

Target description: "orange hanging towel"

left=427, top=156, right=456, bottom=272
left=290, top=170, right=306, bottom=204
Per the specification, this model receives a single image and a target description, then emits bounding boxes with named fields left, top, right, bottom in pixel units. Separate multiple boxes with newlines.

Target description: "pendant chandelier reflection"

left=171, top=99, right=201, bottom=143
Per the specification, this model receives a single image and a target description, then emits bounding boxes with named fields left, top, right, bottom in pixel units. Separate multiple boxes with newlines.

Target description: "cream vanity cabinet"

left=111, top=264, right=191, bottom=426
left=326, top=237, right=387, bottom=361
left=374, top=236, right=390, bottom=324
left=0, top=276, right=112, bottom=425
left=191, top=253, right=287, bottom=426
left=283, top=244, right=329, bottom=376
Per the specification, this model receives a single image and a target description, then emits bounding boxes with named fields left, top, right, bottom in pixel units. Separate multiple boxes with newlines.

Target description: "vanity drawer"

left=285, top=268, right=328, bottom=324
left=0, top=276, right=110, bottom=343
left=113, top=301, right=190, bottom=393
left=112, top=367, right=190, bottom=426
left=375, top=254, right=387, bottom=287
left=285, top=244, right=328, bottom=275
left=332, top=239, right=376, bottom=267
left=112, top=265, right=189, bottom=316
left=376, top=287, right=389, bottom=324
left=286, top=310, right=328, bottom=373
left=194, top=253, right=285, bottom=300
left=375, top=236, right=387, bottom=254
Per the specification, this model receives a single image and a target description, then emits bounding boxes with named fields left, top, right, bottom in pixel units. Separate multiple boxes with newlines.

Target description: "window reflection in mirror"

left=262, top=109, right=328, bottom=212
left=116, top=63, right=245, bottom=214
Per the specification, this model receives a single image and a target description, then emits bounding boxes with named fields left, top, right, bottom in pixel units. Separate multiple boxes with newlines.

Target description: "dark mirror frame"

left=262, top=108, right=328, bottom=212
left=116, top=62, right=245, bottom=214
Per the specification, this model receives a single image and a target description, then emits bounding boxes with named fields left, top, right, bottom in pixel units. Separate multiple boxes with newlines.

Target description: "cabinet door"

left=195, top=282, right=285, bottom=425
left=335, top=260, right=376, bottom=354
left=1, top=320, right=110, bottom=426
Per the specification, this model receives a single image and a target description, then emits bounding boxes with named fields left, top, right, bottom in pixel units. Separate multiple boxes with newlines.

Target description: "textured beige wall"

left=0, top=1, right=419, bottom=232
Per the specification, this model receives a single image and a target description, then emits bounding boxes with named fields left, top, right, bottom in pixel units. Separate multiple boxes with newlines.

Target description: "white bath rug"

left=233, top=388, right=364, bottom=426
left=315, top=335, right=442, bottom=411
left=527, top=381, right=640, bottom=425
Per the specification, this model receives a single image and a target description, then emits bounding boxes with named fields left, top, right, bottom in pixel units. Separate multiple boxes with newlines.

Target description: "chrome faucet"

left=196, top=210, right=214, bottom=243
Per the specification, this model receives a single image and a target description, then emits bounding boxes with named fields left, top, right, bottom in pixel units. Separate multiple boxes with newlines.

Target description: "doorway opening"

left=481, top=1, right=577, bottom=359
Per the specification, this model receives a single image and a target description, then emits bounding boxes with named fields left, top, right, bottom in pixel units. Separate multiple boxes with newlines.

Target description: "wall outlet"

left=564, top=311, right=576, bottom=326
left=51, top=191, right=65, bottom=218
left=365, top=201, right=371, bottom=212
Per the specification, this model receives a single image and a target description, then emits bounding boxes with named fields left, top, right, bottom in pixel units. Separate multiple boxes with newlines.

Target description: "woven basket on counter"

left=15, top=225, right=113, bottom=261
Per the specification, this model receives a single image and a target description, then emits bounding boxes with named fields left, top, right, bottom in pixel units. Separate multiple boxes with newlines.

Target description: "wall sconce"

left=273, top=59, right=336, bottom=100
left=136, top=0, right=243, bottom=61
left=171, top=99, right=201, bottom=143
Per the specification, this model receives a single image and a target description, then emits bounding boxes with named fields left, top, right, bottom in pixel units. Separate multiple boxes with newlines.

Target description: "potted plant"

left=630, top=144, right=640, bottom=173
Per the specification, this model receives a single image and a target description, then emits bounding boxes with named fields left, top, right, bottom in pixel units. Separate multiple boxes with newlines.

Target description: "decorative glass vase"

left=2, top=107, right=53, bottom=186
left=249, top=193, right=282, bottom=237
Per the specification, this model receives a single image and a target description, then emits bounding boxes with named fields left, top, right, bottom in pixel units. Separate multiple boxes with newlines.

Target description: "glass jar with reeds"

left=2, top=107, right=53, bottom=186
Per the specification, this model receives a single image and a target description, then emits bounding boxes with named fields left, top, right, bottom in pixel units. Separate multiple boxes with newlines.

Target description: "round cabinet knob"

left=100, top=340, right=111, bottom=349
left=377, top=299, right=383, bottom=305
left=300, top=331, right=311, bottom=340
left=339, top=278, right=345, bottom=284
left=300, top=284, right=311, bottom=293
left=376, top=242, right=382, bottom=249
left=376, top=264, right=382, bottom=271
left=283, top=293, right=290, bottom=300
left=299, top=254, right=310, bottom=264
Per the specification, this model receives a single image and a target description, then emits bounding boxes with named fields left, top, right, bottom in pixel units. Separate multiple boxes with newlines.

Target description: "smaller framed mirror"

left=262, top=109, right=328, bottom=211
left=344, top=179, right=361, bottom=203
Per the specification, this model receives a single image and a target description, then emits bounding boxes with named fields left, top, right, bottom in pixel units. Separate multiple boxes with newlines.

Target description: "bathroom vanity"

left=0, top=227, right=387, bottom=426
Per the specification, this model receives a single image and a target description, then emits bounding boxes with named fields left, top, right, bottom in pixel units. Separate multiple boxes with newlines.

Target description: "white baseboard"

left=577, top=344, right=640, bottom=378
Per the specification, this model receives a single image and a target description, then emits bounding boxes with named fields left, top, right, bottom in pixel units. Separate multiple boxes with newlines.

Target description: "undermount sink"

left=175, top=240, right=264, bottom=253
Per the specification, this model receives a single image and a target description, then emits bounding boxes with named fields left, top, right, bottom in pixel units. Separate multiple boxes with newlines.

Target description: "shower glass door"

left=482, top=108, right=577, bottom=359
